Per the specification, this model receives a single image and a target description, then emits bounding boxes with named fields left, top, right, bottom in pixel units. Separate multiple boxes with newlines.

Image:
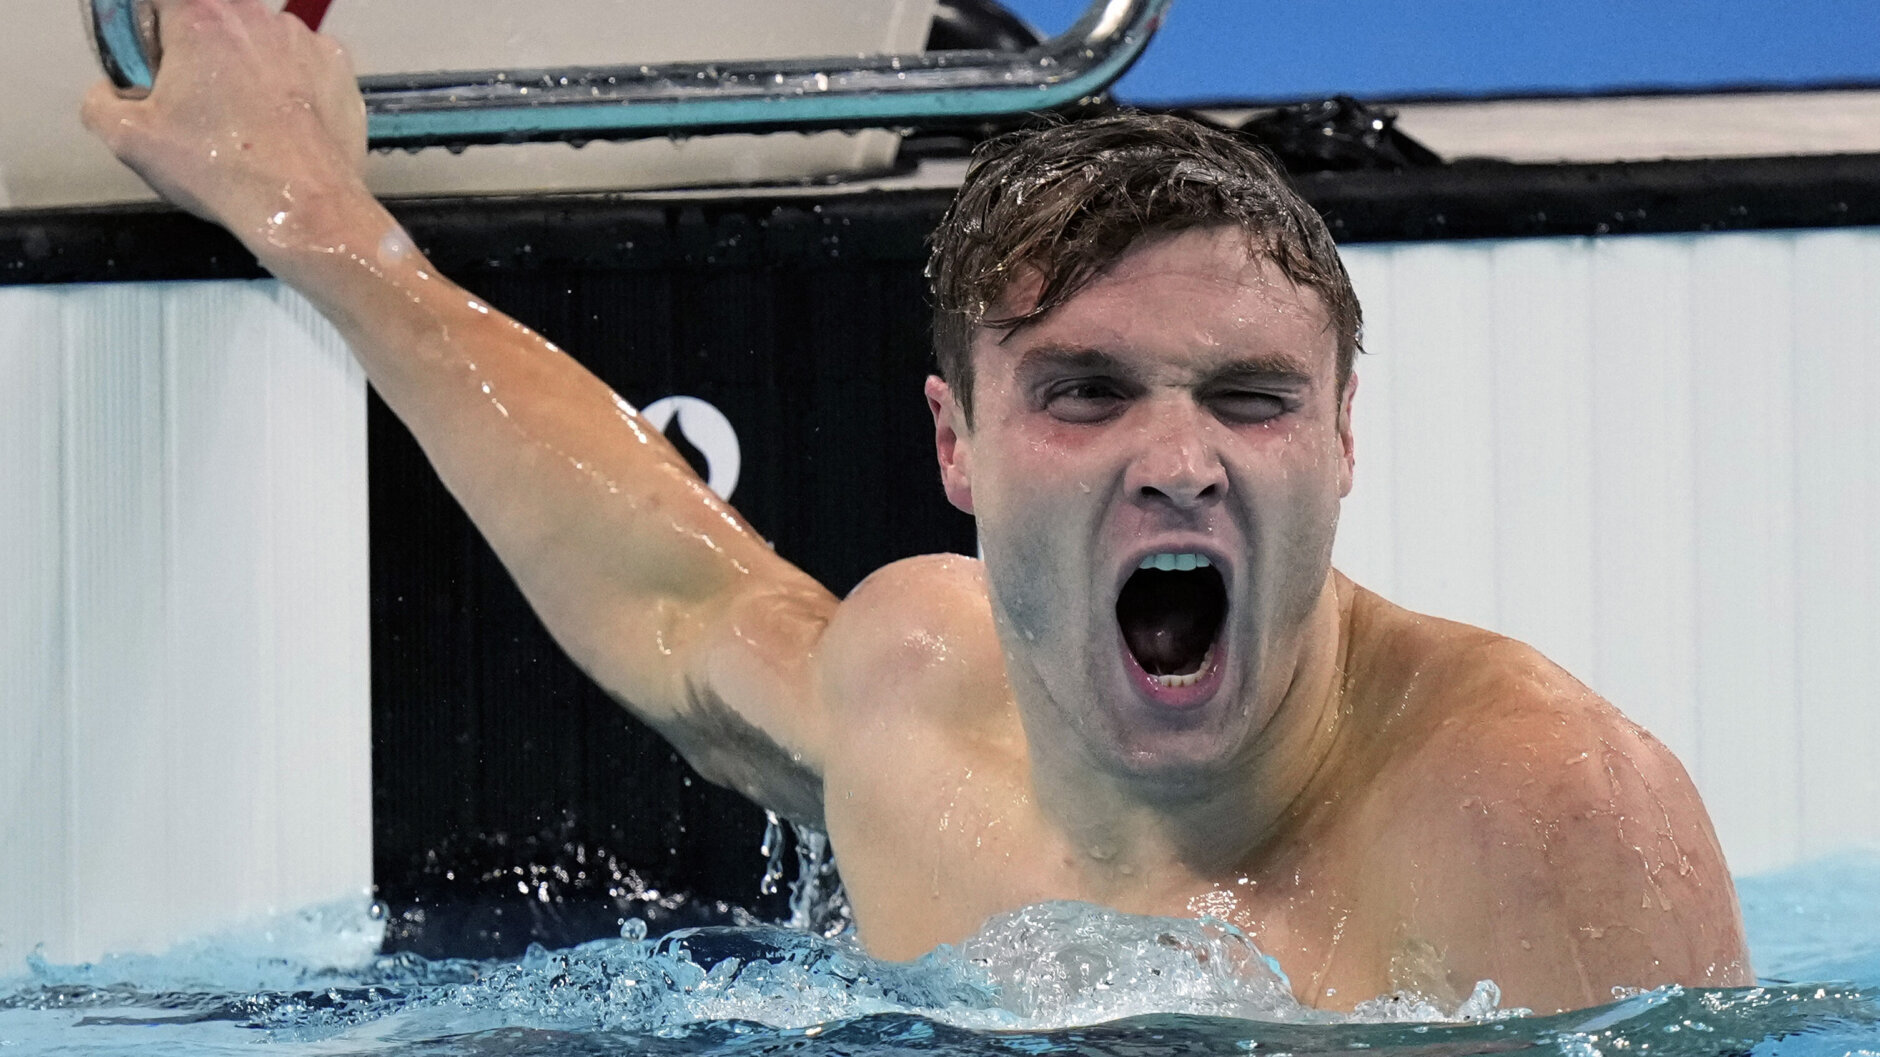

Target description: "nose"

left=1124, top=398, right=1229, bottom=510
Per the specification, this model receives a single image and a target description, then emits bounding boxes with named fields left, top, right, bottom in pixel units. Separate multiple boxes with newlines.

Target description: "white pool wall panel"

left=0, top=289, right=69, bottom=975
left=0, top=281, right=369, bottom=971
left=1335, top=228, right=1880, bottom=876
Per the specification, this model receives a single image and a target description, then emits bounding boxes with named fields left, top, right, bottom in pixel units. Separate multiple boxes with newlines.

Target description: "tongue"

left=1117, top=567, right=1227, bottom=677
left=1123, top=609, right=1216, bottom=675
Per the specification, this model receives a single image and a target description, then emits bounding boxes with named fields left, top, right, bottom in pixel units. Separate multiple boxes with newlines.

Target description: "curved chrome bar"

left=86, top=0, right=1171, bottom=149
left=83, top=0, right=161, bottom=98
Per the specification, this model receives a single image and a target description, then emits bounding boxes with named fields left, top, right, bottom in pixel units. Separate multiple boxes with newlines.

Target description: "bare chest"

left=820, top=751, right=1414, bottom=1006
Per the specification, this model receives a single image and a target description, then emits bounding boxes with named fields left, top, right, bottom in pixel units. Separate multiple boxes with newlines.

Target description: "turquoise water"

left=5, top=850, right=1879, bottom=1056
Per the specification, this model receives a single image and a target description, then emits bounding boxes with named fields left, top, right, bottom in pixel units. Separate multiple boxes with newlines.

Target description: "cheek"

left=974, top=474, right=1094, bottom=648
left=1240, top=428, right=1348, bottom=536
left=970, top=432, right=1097, bottom=522
left=1274, top=458, right=1345, bottom=573
left=1277, top=416, right=1350, bottom=478
left=984, top=530, right=1061, bottom=644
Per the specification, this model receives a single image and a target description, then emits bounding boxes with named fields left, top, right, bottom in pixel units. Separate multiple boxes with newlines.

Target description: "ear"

left=925, top=375, right=975, bottom=515
left=1336, top=371, right=1358, bottom=498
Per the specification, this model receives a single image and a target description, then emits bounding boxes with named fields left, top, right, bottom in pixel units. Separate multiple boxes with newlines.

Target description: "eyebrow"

left=1012, top=343, right=1129, bottom=383
left=1012, top=342, right=1317, bottom=386
left=1207, top=355, right=1317, bottom=386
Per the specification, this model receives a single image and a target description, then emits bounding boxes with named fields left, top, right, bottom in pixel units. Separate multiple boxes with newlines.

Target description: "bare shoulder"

left=1345, top=586, right=1685, bottom=784
left=817, top=553, right=1009, bottom=728
left=1361, top=602, right=1697, bottom=828
left=1343, top=589, right=1751, bottom=1011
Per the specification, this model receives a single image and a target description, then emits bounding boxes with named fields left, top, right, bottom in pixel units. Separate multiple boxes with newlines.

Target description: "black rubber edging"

left=1303, top=152, right=1880, bottom=244
left=5, top=151, right=1880, bottom=287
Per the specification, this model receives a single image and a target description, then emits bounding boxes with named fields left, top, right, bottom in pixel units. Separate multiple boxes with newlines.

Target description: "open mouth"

left=1116, top=553, right=1228, bottom=689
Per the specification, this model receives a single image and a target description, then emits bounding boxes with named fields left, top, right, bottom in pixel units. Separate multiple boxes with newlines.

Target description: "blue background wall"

left=1005, top=0, right=1880, bottom=103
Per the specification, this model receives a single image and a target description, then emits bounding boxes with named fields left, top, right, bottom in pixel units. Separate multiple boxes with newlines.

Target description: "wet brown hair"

left=927, top=111, right=1361, bottom=425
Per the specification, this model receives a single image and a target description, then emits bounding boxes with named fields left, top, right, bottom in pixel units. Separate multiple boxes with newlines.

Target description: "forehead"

left=975, top=226, right=1337, bottom=379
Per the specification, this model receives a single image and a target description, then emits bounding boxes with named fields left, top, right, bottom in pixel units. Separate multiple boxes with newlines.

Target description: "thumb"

left=81, top=80, right=146, bottom=157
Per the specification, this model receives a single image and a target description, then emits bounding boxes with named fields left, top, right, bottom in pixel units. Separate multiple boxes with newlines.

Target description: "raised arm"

left=82, top=0, right=835, bottom=821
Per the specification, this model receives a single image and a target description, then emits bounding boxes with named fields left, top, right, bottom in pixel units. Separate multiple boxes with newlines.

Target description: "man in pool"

left=84, top=0, right=1750, bottom=1013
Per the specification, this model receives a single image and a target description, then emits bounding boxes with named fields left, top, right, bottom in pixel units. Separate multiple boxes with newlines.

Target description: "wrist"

left=239, top=177, right=407, bottom=280
left=241, top=171, right=378, bottom=249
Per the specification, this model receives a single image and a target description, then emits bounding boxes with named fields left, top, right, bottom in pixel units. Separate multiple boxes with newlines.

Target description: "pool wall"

left=0, top=280, right=372, bottom=969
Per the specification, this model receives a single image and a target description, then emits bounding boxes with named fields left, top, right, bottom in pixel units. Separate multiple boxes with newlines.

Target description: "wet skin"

left=85, top=0, right=1752, bottom=1014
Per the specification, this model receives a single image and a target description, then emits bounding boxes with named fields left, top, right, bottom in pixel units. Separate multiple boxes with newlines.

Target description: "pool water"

left=4, top=849, right=1879, bottom=1056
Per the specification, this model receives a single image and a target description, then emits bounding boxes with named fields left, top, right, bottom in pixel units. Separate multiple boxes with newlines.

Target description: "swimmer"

left=84, top=0, right=1751, bottom=1013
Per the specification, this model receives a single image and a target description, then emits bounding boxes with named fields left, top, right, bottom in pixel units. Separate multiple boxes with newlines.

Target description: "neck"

left=1024, top=571, right=1357, bottom=891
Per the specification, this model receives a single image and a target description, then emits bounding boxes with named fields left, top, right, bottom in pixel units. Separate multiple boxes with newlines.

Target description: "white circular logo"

left=641, top=396, right=742, bottom=501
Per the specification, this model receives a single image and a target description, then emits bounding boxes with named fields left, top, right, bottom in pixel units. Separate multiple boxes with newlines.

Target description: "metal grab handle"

left=85, top=0, right=1171, bottom=150
left=85, top=0, right=162, bottom=94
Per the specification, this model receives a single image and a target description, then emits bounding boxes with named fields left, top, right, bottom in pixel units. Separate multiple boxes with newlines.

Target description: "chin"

left=1087, top=694, right=1262, bottom=793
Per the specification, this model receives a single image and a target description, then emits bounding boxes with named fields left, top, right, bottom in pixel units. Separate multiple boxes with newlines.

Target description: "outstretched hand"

left=81, top=0, right=370, bottom=251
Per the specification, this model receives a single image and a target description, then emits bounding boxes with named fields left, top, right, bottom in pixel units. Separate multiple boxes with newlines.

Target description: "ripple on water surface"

left=4, top=855, right=1880, bottom=1056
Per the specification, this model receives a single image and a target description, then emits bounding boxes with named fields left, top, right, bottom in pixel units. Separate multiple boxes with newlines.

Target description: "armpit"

left=658, top=677, right=825, bottom=826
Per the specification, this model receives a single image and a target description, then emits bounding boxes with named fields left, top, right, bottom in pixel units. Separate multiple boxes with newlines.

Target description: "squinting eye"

left=1045, top=382, right=1127, bottom=422
left=1210, top=392, right=1287, bottom=423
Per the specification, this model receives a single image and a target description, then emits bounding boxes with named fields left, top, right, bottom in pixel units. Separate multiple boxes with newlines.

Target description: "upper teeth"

left=1139, top=552, right=1211, bottom=572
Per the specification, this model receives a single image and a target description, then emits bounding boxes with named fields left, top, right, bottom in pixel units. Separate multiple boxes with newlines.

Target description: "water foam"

left=5, top=895, right=1522, bottom=1043
left=14, top=846, right=1880, bottom=1055
left=7, top=884, right=1880, bottom=1057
